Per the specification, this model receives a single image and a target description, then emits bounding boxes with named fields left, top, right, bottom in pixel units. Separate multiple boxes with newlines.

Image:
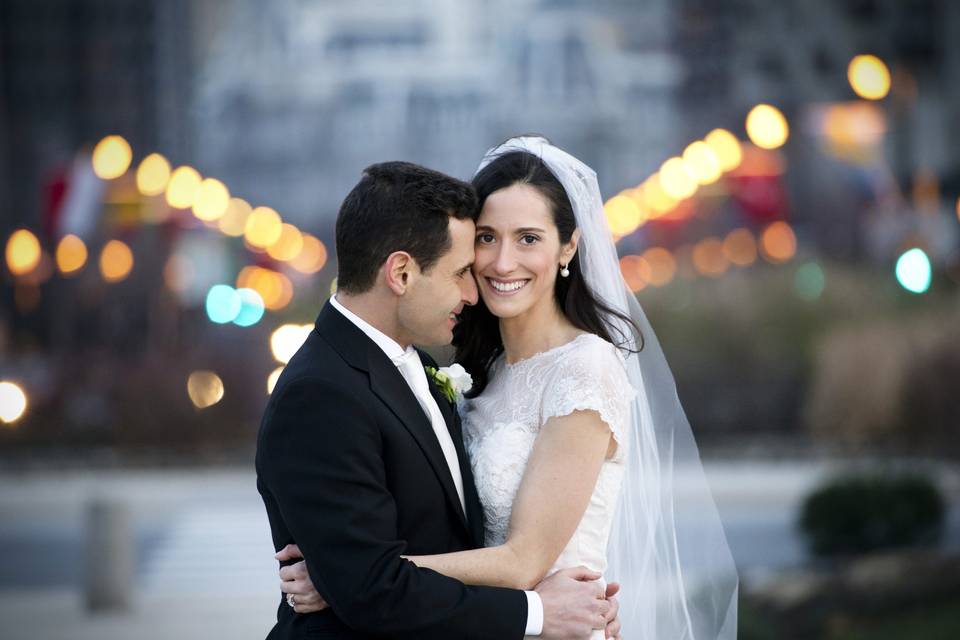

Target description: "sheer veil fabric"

left=477, top=137, right=738, bottom=640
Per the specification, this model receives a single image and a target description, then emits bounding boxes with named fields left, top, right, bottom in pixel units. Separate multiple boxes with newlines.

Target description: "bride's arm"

left=405, top=408, right=613, bottom=590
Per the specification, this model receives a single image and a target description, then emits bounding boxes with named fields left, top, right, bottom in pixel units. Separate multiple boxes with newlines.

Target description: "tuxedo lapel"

left=423, top=371, right=485, bottom=547
left=316, top=303, right=469, bottom=534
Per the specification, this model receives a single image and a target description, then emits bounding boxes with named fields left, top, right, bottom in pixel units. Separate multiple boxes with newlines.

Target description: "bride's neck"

left=499, top=299, right=580, bottom=364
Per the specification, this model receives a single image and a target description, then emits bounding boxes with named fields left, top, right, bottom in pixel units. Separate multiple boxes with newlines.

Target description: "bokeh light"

left=187, top=371, right=224, bottom=409
left=641, top=178, right=677, bottom=216
left=848, top=54, right=891, bottom=100
left=136, top=153, right=172, bottom=196
left=165, top=166, right=202, bottom=209
left=290, top=234, right=328, bottom=274
left=746, top=104, right=789, bottom=150
left=55, top=234, right=88, bottom=275
left=99, top=239, right=134, bottom=282
left=642, top=247, right=677, bottom=287
left=205, top=284, right=242, bottom=324
left=270, top=324, right=313, bottom=364
left=192, top=178, right=230, bottom=222
left=619, top=255, right=651, bottom=293
left=233, top=288, right=266, bottom=327
left=5, top=229, right=42, bottom=276
left=218, top=198, right=253, bottom=237
left=723, top=228, right=758, bottom=267
left=822, top=102, right=886, bottom=157
left=604, top=194, right=646, bottom=238
left=692, top=237, right=729, bottom=277
left=267, top=223, right=305, bottom=261
left=704, top=128, right=743, bottom=172
left=795, top=262, right=826, bottom=300
left=658, top=157, right=698, bottom=200
left=895, top=248, right=932, bottom=294
left=267, top=366, right=284, bottom=395
left=245, top=206, right=283, bottom=249
left=0, top=381, right=28, bottom=424
left=682, top=141, right=722, bottom=185
left=91, top=135, right=132, bottom=179
left=236, top=266, right=293, bottom=311
left=760, top=221, right=797, bottom=263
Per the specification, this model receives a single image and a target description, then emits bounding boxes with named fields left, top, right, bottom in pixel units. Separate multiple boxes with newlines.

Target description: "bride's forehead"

left=479, top=185, right=553, bottom=227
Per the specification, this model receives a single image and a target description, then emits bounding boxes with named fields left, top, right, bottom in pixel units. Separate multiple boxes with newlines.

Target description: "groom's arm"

left=258, top=377, right=528, bottom=639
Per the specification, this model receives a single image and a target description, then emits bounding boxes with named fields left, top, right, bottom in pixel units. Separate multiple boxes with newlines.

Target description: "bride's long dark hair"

left=454, top=150, right=642, bottom=398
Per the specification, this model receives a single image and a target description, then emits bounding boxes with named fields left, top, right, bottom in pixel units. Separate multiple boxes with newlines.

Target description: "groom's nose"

left=461, top=271, right=479, bottom=306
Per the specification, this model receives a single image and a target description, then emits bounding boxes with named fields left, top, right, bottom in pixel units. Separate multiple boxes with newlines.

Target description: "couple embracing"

left=256, top=137, right=738, bottom=639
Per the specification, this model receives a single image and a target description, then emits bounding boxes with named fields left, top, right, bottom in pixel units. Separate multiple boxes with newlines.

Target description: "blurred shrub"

left=805, top=308, right=960, bottom=449
left=799, top=474, right=945, bottom=556
left=639, top=261, right=951, bottom=439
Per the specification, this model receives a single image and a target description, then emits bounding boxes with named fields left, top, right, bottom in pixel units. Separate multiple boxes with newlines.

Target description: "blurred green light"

left=206, top=284, right=242, bottom=323
left=895, top=248, right=931, bottom=294
left=233, top=288, right=265, bottom=327
left=794, top=262, right=825, bottom=300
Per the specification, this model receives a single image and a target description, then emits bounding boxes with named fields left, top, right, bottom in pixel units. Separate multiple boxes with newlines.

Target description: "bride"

left=281, top=136, right=738, bottom=639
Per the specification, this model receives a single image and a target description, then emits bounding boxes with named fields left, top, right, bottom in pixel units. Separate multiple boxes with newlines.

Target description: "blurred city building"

left=191, top=0, right=682, bottom=227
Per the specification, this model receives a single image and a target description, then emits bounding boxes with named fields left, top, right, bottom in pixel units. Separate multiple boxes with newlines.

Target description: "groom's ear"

left=384, top=251, right=415, bottom=295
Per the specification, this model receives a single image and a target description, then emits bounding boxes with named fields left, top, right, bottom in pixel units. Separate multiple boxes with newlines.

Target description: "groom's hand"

left=535, top=566, right=609, bottom=640
left=275, top=544, right=329, bottom=614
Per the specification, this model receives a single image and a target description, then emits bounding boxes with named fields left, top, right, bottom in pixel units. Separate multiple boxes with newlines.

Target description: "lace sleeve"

left=540, top=336, right=635, bottom=453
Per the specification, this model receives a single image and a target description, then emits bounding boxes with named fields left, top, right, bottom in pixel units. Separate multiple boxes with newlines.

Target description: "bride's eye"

left=519, top=234, right=540, bottom=246
left=476, top=233, right=495, bottom=244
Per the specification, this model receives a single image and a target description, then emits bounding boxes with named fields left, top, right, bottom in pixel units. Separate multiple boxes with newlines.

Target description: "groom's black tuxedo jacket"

left=256, top=302, right=527, bottom=639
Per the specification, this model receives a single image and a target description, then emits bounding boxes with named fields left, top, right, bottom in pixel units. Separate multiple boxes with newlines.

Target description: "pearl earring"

left=560, top=264, right=570, bottom=278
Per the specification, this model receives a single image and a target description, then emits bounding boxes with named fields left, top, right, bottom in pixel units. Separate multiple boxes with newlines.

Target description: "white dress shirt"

left=329, top=296, right=544, bottom=636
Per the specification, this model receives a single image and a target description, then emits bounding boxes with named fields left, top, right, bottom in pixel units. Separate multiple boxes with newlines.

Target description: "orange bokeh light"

left=289, top=234, right=328, bottom=274
left=641, top=247, right=676, bottom=287
left=619, top=255, right=651, bottom=292
left=760, top=221, right=797, bottom=263
left=692, top=237, right=729, bottom=278
left=722, top=228, right=758, bottom=267
left=236, top=266, right=293, bottom=311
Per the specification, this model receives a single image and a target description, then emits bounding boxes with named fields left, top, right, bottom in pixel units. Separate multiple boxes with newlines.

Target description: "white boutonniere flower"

left=424, top=363, right=473, bottom=403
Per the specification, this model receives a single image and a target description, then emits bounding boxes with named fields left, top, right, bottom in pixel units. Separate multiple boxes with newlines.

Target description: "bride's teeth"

left=490, top=279, right=526, bottom=292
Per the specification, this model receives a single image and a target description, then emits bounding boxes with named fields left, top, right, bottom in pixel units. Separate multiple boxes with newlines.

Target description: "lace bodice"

left=461, top=333, right=635, bottom=587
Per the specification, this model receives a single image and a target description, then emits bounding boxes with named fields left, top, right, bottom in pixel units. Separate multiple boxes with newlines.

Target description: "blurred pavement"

left=1, top=461, right=958, bottom=639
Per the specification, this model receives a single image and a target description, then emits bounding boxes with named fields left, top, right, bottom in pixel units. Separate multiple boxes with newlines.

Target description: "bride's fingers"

left=604, top=594, right=619, bottom=622
left=555, top=565, right=602, bottom=583
left=604, top=581, right=620, bottom=598
left=280, top=579, right=308, bottom=595
left=279, top=560, right=309, bottom=582
left=274, top=543, right=304, bottom=562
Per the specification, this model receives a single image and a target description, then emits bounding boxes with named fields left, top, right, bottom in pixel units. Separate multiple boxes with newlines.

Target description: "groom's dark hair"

left=335, top=161, right=478, bottom=294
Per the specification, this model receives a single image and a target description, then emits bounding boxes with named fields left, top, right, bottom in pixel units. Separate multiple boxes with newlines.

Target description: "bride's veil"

left=476, top=136, right=739, bottom=639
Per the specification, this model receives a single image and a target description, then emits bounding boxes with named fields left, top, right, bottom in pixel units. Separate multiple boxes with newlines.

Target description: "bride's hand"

left=604, top=581, right=622, bottom=639
left=276, top=544, right=329, bottom=614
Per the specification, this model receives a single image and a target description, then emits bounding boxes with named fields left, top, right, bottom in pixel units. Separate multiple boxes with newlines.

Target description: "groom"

left=256, top=162, right=615, bottom=639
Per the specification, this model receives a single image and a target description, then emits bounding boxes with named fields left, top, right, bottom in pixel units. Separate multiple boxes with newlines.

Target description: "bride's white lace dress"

left=461, top=333, right=635, bottom=639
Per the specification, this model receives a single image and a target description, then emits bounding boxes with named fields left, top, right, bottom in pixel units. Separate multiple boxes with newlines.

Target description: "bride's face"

left=473, top=183, right=577, bottom=320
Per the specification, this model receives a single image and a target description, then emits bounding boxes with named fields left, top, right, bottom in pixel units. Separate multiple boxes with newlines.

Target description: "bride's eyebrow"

left=474, top=225, right=546, bottom=234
